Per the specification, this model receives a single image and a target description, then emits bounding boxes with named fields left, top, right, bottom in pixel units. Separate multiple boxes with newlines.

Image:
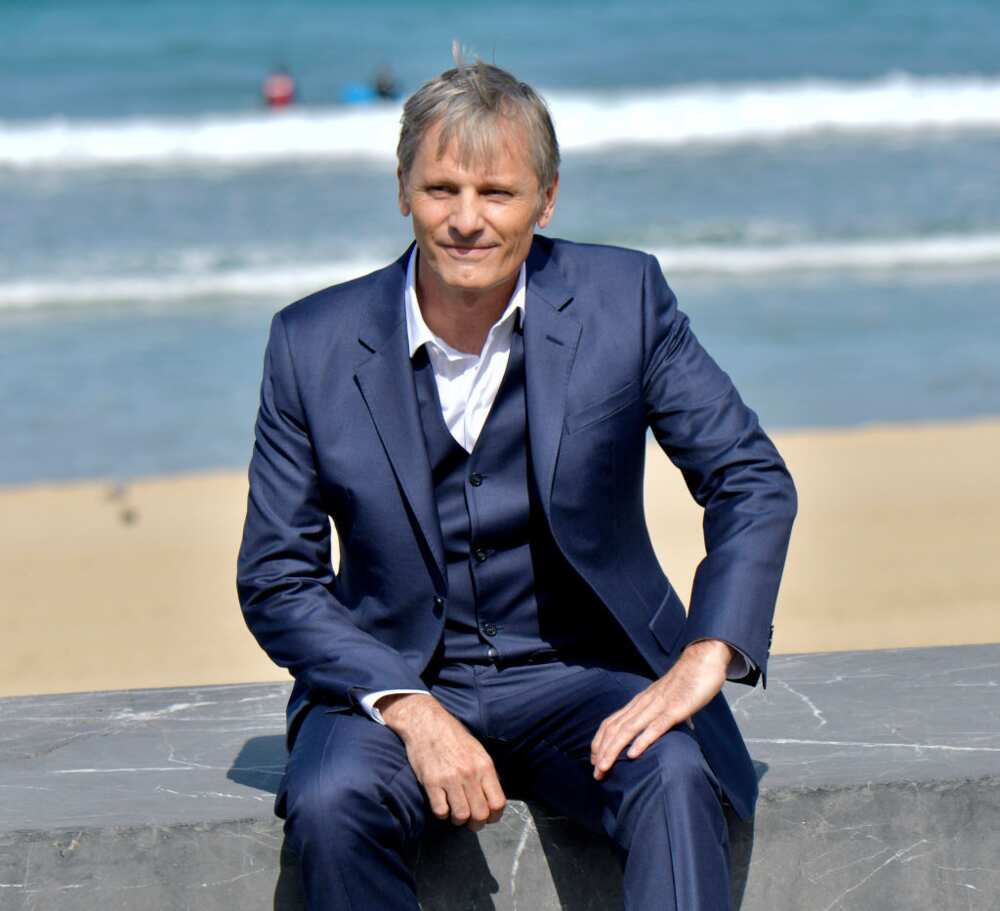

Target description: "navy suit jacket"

left=237, top=235, right=797, bottom=820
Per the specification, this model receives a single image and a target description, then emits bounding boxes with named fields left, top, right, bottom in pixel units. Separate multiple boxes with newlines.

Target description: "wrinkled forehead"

left=422, top=110, right=536, bottom=183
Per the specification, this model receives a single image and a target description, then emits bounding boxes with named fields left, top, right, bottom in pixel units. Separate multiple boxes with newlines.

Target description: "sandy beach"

left=2, top=417, right=998, bottom=698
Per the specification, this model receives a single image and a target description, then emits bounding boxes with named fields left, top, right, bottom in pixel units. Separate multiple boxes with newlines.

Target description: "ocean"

left=3, top=0, right=1000, bottom=484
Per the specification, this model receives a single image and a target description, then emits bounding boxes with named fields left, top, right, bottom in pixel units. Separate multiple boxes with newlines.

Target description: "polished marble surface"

left=2, top=645, right=999, bottom=833
left=1, top=645, right=998, bottom=910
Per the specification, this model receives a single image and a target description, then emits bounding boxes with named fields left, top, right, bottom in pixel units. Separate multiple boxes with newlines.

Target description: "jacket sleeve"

left=640, top=255, right=797, bottom=687
left=236, top=312, right=428, bottom=707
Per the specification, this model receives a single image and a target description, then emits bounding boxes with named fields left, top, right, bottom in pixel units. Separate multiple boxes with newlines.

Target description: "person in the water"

left=373, top=66, right=400, bottom=100
left=263, top=65, right=296, bottom=108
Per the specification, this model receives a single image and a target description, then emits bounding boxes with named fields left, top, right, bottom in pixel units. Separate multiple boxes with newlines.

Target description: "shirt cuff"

left=360, top=689, right=430, bottom=725
left=725, top=646, right=754, bottom=681
left=689, top=638, right=756, bottom=681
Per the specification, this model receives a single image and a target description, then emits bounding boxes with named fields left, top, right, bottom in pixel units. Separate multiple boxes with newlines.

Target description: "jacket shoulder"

left=539, top=236, right=654, bottom=286
left=532, top=237, right=661, bottom=313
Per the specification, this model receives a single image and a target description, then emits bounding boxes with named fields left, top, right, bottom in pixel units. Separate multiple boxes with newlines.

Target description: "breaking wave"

left=5, top=233, right=1000, bottom=310
left=4, top=73, right=1000, bottom=170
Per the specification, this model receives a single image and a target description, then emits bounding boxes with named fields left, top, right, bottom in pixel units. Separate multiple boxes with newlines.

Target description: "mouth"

left=441, top=244, right=496, bottom=260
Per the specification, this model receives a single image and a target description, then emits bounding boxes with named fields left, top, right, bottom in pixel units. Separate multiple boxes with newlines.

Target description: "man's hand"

left=379, top=693, right=506, bottom=831
left=590, top=639, right=733, bottom=780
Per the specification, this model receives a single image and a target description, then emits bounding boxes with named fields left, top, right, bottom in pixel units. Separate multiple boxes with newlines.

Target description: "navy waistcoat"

left=411, top=322, right=637, bottom=667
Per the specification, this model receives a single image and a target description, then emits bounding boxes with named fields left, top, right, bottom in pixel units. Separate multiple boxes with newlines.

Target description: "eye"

left=426, top=185, right=455, bottom=197
left=484, top=188, right=513, bottom=199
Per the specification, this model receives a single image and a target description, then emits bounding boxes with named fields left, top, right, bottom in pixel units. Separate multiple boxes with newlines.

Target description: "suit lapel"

left=523, top=239, right=580, bottom=518
left=354, top=248, right=447, bottom=588
left=353, top=238, right=577, bottom=581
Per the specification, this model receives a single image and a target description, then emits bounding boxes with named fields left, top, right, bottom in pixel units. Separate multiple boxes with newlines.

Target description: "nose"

left=449, top=189, right=484, bottom=237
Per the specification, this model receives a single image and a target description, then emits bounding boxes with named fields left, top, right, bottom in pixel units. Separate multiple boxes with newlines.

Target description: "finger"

left=594, top=736, right=630, bottom=779
left=591, top=699, right=637, bottom=756
left=594, top=704, right=664, bottom=778
left=593, top=717, right=644, bottom=779
left=590, top=722, right=608, bottom=764
left=465, top=783, right=492, bottom=829
left=591, top=704, right=636, bottom=763
left=626, top=719, right=669, bottom=759
left=590, top=715, right=616, bottom=760
left=446, top=784, right=472, bottom=827
left=591, top=719, right=621, bottom=769
left=427, top=785, right=450, bottom=821
left=482, top=773, right=507, bottom=824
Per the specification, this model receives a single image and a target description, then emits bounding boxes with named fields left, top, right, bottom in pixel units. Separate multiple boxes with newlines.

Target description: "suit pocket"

left=565, top=379, right=640, bottom=434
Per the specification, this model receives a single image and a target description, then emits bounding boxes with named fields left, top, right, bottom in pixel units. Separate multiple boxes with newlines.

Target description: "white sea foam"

left=3, top=73, right=1000, bottom=170
left=648, top=233, right=1000, bottom=275
left=4, top=234, right=1000, bottom=311
left=0, top=259, right=385, bottom=310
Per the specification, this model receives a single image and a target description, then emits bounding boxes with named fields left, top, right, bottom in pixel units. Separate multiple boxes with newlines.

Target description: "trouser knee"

left=285, top=760, right=425, bottom=866
left=612, top=728, right=720, bottom=842
left=284, top=772, right=368, bottom=855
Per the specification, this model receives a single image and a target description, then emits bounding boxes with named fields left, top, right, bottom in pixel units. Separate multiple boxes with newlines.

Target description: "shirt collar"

left=404, top=245, right=526, bottom=361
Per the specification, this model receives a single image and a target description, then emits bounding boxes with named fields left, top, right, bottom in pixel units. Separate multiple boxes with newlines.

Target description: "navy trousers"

left=278, top=659, right=732, bottom=910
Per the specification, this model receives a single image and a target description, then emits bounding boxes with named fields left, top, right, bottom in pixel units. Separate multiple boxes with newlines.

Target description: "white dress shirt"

left=360, top=247, right=750, bottom=724
left=403, top=248, right=527, bottom=453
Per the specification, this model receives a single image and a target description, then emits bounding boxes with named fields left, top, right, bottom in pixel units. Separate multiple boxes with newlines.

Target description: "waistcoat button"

left=481, top=621, right=498, bottom=637
left=473, top=548, right=488, bottom=563
left=469, top=472, right=484, bottom=487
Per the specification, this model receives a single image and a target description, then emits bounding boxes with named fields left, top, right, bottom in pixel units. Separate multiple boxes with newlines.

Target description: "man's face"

left=398, top=119, right=558, bottom=302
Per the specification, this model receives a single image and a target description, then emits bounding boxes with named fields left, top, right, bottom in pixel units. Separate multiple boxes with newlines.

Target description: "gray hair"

left=397, top=49, right=560, bottom=195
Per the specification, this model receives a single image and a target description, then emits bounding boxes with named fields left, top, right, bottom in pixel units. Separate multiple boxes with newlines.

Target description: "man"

left=238, top=57, right=796, bottom=911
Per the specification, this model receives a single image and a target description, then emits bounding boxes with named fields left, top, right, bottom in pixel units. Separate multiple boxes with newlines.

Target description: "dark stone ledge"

left=2, top=644, right=999, bottom=910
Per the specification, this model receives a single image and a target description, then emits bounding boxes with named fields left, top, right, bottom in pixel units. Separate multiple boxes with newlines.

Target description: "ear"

left=535, top=172, right=559, bottom=229
left=397, top=166, right=411, bottom=217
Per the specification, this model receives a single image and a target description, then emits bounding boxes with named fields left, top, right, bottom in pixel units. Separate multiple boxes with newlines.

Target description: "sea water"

left=2, top=0, right=1000, bottom=483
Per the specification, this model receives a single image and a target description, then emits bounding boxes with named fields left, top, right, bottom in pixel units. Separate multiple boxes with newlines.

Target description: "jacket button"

left=433, top=596, right=444, bottom=613
left=481, top=622, right=497, bottom=637
left=473, top=548, right=488, bottom=563
left=469, top=472, right=484, bottom=487
left=486, top=646, right=499, bottom=661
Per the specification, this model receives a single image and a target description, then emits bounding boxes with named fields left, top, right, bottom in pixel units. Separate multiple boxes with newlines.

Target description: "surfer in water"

left=373, top=66, right=399, bottom=100
left=263, top=65, right=296, bottom=108
left=341, top=66, right=401, bottom=105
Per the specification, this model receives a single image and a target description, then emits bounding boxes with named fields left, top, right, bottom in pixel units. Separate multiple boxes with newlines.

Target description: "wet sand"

left=3, top=417, right=998, bottom=697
